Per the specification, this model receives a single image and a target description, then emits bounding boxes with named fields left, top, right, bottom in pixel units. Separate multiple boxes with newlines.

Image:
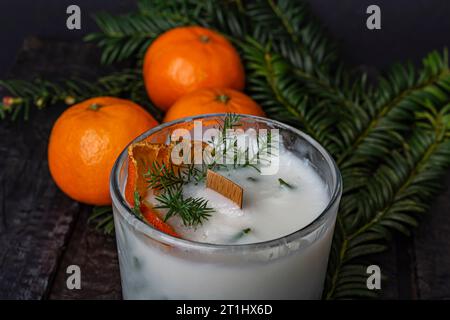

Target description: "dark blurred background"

left=0, top=0, right=449, bottom=77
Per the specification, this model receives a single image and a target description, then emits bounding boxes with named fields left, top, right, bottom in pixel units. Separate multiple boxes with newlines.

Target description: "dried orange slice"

left=125, top=142, right=161, bottom=204
left=140, top=200, right=179, bottom=237
left=124, top=138, right=213, bottom=238
left=125, top=141, right=179, bottom=238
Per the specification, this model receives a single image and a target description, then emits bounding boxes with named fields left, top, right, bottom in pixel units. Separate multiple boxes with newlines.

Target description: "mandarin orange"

left=163, top=88, right=265, bottom=123
left=143, top=26, right=245, bottom=111
left=48, top=97, right=158, bottom=205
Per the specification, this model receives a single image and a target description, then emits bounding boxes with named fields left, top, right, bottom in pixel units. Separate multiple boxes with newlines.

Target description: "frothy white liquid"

left=146, top=149, right=329, bottom=244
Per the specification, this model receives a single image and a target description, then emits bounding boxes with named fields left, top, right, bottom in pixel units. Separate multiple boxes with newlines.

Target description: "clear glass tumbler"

left=110, top=114, right=342, bottom=300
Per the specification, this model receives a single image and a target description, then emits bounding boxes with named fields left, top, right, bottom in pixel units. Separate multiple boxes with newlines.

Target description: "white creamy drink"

left=111, top=115, right=341, bottom=300
left=146, top=149, right=329, bottom=245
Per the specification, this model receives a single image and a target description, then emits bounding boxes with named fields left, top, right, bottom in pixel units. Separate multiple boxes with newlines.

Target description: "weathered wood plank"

left=48, top=208, right=122, bottom=299
left=0, top=37, right=115, bottom=299
left=0, top=92, right=81, bottom=299
left=413, top=171, right=450, bottom=299
left=373, top=243, right=402, bottom=299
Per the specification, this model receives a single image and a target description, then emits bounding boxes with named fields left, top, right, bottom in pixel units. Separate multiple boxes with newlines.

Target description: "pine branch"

left=324, top=59, right=450, bottom=299
left=338, top=51, right=450, bottom=206
left=88, top=206, right=115, bottom=235
left=189, top=0, right=249, bottom=39
left=326, top=54, right=450, bottom=299
left=244, top=0, right=371, bottom=140
left=337, top=51, right=450, bottom=167
left=246, top=0, right=338, bottom=71
left=241, top=38, right=336, bottom=150
left=325, top=104, right=450, bottom=299
left=236, top=0, right=376, bottom=160
left=145, top=162, right=192, bottom=191
left=0, top=69, right=163, bottom=121
left=155, top=187, right=214, bottom=227
left=84, top=0, right=248, bottom=65
left=85, top=12, right=182, bottom=65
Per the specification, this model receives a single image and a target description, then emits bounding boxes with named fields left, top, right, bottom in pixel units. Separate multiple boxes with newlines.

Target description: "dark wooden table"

left=1, top=37, right=449, bottom=300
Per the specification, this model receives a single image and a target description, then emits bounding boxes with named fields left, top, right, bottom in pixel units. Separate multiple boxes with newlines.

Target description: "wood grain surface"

left=0, top=37, right=122, bottom=300
left=0, top=37, right=449, bottom=300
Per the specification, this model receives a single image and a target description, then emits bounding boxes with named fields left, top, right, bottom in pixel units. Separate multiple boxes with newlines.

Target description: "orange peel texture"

left=125, top=142, right=179, bottom=238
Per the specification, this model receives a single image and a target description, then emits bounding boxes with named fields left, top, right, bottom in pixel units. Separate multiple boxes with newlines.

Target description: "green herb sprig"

left=154, top=187, right=214, bottom=226
left=278, top=178, right=295, bottom=189
left=230, top=227, right=252, bottom=242
left=0, top=69, right=163, bottom=121
left=145, top=162, right=189, bottom=190
left=144, top=114, right=268, bottom=227
left=88, top=206, right=115, bottom=235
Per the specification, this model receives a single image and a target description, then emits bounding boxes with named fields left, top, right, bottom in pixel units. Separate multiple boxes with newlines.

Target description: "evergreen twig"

left=326, top=104, right=450, bottom=299
left=88, top=206, right=115, bottom=235
left=154, top=187, right=214, bottom=227
left=0, top=69, right=163, bottom=121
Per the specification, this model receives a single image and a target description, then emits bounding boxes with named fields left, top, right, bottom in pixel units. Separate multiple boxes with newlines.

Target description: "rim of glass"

left=110, top=113, right=342, bottom=252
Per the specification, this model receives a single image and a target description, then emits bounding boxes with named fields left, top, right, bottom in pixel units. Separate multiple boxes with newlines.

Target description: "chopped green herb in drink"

left=278, top=178, right=295, bottom=189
